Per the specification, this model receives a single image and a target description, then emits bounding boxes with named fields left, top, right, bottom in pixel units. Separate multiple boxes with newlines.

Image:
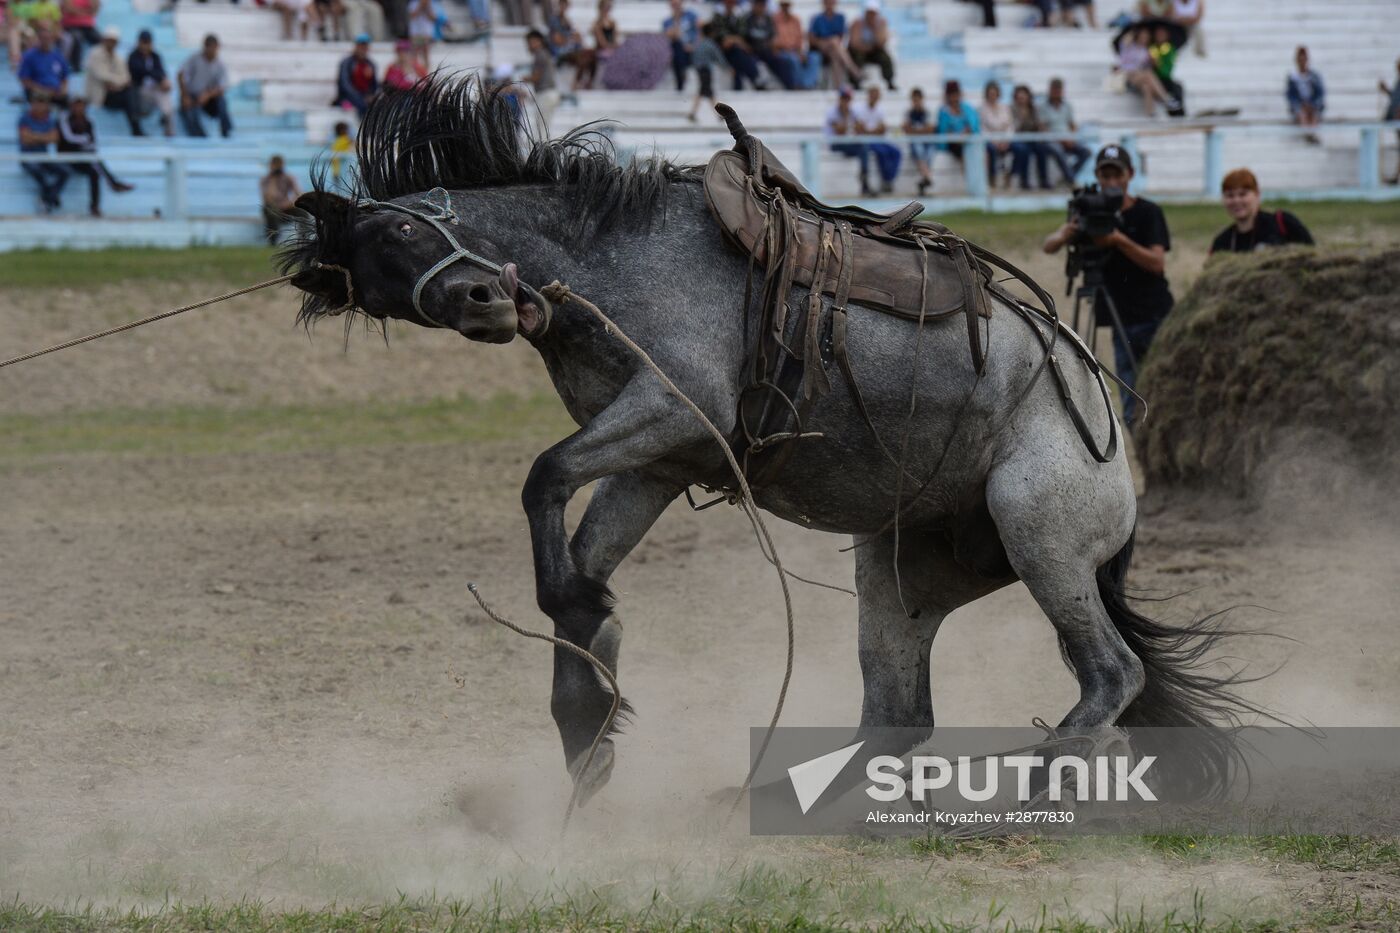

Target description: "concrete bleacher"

left=2, top=0, right=1395, bottom=248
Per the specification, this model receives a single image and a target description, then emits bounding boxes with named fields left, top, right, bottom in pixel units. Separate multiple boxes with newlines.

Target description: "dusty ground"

left=1, top=270, right=1398, bottom=928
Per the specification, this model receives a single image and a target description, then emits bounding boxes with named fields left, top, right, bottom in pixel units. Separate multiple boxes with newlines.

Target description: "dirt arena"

left=2, top=246, right=1398, bottom=928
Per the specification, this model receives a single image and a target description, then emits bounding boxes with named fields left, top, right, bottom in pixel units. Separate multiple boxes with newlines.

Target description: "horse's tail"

left=1096, top=530, right=1273, bottom=799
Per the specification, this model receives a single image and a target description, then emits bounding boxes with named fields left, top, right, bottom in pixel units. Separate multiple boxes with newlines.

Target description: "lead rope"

left=472, top=280, right=798, bottom=832
left=0, top=274, right=296, bottom=369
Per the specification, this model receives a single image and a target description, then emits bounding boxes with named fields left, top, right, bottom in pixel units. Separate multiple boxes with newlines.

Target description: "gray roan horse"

left=284, top=76, right=1264, bottom=809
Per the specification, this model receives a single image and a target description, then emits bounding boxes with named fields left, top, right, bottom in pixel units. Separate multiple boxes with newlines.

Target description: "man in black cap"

left=1042, top=143, right=1173, bottom=423
left=128, top=29, right=175, bottom=136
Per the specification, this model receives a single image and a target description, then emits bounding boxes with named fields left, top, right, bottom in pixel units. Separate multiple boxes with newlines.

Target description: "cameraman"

left=1042, top=144, right=1171, bottom=424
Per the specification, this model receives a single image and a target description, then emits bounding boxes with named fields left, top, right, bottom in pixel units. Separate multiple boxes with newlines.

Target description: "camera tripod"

left=1067, top=250, right=1137, bottom=378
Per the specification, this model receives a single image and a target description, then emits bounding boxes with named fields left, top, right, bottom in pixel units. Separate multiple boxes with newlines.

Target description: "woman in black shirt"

left=1210, top=167, right=1314, bottom=254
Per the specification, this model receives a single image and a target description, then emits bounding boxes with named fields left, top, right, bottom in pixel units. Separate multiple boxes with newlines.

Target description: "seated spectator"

left=1148, top=24, right=1185, bottom=117
left=1209, top=168, right=1314, bottom=254
left=59, top=0, right=99, bottom=72
left=383, top=38, right=425, bottom=90
left=57, top=96, right=133, bottom=216
left=1114, top=25, right=1174, bottom=117
left=127, top=29, right=174, bottom=137
left=705, top=0, right=763, bottom=91
left=315, top=0, right=348, bottom=42
left=1286, top=45, right=1324, bottom=144
left=1059, top=0, right=1095, bottom=28
left=901, top=86, right=934, bottom=196
left=826, top=87, right=873, bottom=195
left=808, top=0, right=858, bottom=89
left=342, top=0, right=388, bottom=43
left=334, top=34, right=378, bottom=114
left=1168, top=0, right=1204, bottom=57
left=178, top=34, right=232, bottom=138
left=17, top=94, right=67, bottom=213
left=1038, top=77, right=1089, bottom=184
left=853, top=84, right=899, bottom=193
left=1009, top=84, right=1050, bottom=190
left=847, top=0, right=894, bottom=92
left=260, top=155, right=302, bottom=245
left=934, top=79, right=979, bottom=168
left=662, top=0, right=700, bottom=93
left=545, top=0, right=583, bottom=66
left=11, top=0, right=62, bottom=64
left=742, top=0, right=795, bottom=90
left=84, top=27, right=140, bottom=134
left=329, top=120, right=354, bottom=186
left=272, top=0, right=317, bottom=42
left=573, top=0, right=619, bottom=90
left=978, top=80, right=1012, bottom=187
left=772, top=0, right=819, bottom=90
left=525, top=28, right=559, bottom=136
left=19, top=22, right=70, bottom=105
left=1380, top=58, right=1400, bottom=185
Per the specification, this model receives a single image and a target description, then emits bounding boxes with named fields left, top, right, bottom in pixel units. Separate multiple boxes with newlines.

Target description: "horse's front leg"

left=521, top=378, right=710, bottom=804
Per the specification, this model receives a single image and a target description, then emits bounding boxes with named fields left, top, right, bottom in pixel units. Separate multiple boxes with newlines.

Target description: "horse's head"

left=287, top=186, right=551, bottom=343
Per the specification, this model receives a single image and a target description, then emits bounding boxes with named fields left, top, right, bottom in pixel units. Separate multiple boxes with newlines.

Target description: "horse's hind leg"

left=985, top=456, right=1143, bottom=731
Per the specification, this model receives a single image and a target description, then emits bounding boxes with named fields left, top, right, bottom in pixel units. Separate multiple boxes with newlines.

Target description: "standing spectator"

left=662, top=0, right=699, bottom=93
left=808, top=0, right=858, bottom=89
left=978, top=80, right=1012, bottom=187
left=1379, top=59, right=1400, bottom=185
left=19, top=23, right=70, bottom=104
left=127, top=29, right=174, bottom=136
left=177, top=34, right=232, bottom=138
left=525, top=28, right=559, bottom=136
left=705, top=0, right=763, bottom=91
left=1009, top=84, right=1050, bottom=190
left=1168, top=0, right=1203, bottom=57
left=773, top=0, right=819, bottom=90
left=333, top=34, right=378, bottom=114
left=846, top=0, right=893, bottom=92
left=84, top=27, right=140, bottom=134
left=1114, top=25, right=1174, bottom=118
left=573, top=0, right=619, bottom=90
left=901, top=86, right=934, bottom=196
left=18, top=94, right=67, bottom=213
left=260, top=155, right=302, bottom=244
left=685, top=27, right=723, bottom=122
left=826, top=87, right=875, bottom=195
left=59, top=0, right=99, bottom=72
left=934, top=79, right=979, bottom=170
left=1286, top=46, right=1324, bottom=145
left=853, top=84, right=900, bottom=193
left=57, top=96, right=133, bottom=216
left=383, top=38, right=425, bottom=89
left=1209, top=168, right=1314, bottom=254
left=1042, top=145, right=1173, bottom=424
left=742, top=0, right=795, bottom=90
left=1039, top=77, right=1089, bottom=184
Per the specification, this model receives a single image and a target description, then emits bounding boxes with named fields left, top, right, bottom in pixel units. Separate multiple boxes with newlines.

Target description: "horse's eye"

left=399, top=222, right=413, bottom=237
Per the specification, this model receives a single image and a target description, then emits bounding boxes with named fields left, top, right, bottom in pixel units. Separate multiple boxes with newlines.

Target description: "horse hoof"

left=567, top=738, right=615, bottom=808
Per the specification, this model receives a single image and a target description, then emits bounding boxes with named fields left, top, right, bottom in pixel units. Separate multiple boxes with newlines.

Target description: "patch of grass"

left=0, top=247, right=278, bottom=289
left=0, top=393, right=574, bottom=463
left=1255, top=834, right=1400, bottom=872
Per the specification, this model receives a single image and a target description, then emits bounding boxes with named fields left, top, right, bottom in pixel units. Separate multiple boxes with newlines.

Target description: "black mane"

left=281, top=73, right=702, bottom=325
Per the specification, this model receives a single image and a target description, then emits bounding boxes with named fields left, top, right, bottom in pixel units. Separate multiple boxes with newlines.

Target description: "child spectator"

left=1149, top=24, right=1185, bottom=117
left=685, top=26, right=722, bottom=122
left=1209, top=168, right=1314, bottom=254
left=17, top=94, right=67, bottom=213
left=128, top=29, right=174, bottom=137
left=383, top=38, right=425, bottom=90
left=808, top=0, right=858, bottom=88
left=934, top=79, right=979, bottom=169
left=333, top=34, right=378, bottom=114
left=1286, top=46, right=1324, bottom=144
left=663, top=0, right=699, bottom=93
left=847, top=0, right=893, bottom=91
left=901, top=86, right=934, bottom=196
left=58, top=0, right=99, bottom=72
left=1114, top=25, right=1174, bottom=118
left=84, top=27, right=140, bottom=133
left=177, top=34, right=232, bottom=137
left=19, top=22, right=70, bottom=104
left=260, top=154, right=302, bottom=244
left=978, top=80, right=1012, bottom=188
left=329, top=120, right=354, bottom=185
left=773, top=0, right=819, bottom=90
left=1039, top=77, right=1089, bottom=185
left=705, top=0, right=763, bottom=91
left=57, top=96, right=133, bottom=216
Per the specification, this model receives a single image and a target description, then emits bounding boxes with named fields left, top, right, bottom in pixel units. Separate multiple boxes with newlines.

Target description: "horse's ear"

left=295, top=190, right=352, bottom=220
left=290, top=265, right=351, bottom=310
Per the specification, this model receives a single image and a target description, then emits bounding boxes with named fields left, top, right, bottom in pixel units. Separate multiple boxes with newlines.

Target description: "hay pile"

left=1137, top=247, right=1400, bottom=493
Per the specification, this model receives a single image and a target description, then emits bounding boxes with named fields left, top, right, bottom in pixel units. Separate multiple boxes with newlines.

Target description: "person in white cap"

left=848, top=0, right=894, bottom=91
left=84, top=26, right=142, bottom=134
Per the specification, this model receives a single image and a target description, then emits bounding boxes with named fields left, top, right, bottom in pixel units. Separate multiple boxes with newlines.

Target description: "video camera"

left=1064, top=183, right=1125, bottom=292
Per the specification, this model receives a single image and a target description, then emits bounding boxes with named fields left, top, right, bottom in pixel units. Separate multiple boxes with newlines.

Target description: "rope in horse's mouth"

left=0, top=274, right=297, bottom=370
